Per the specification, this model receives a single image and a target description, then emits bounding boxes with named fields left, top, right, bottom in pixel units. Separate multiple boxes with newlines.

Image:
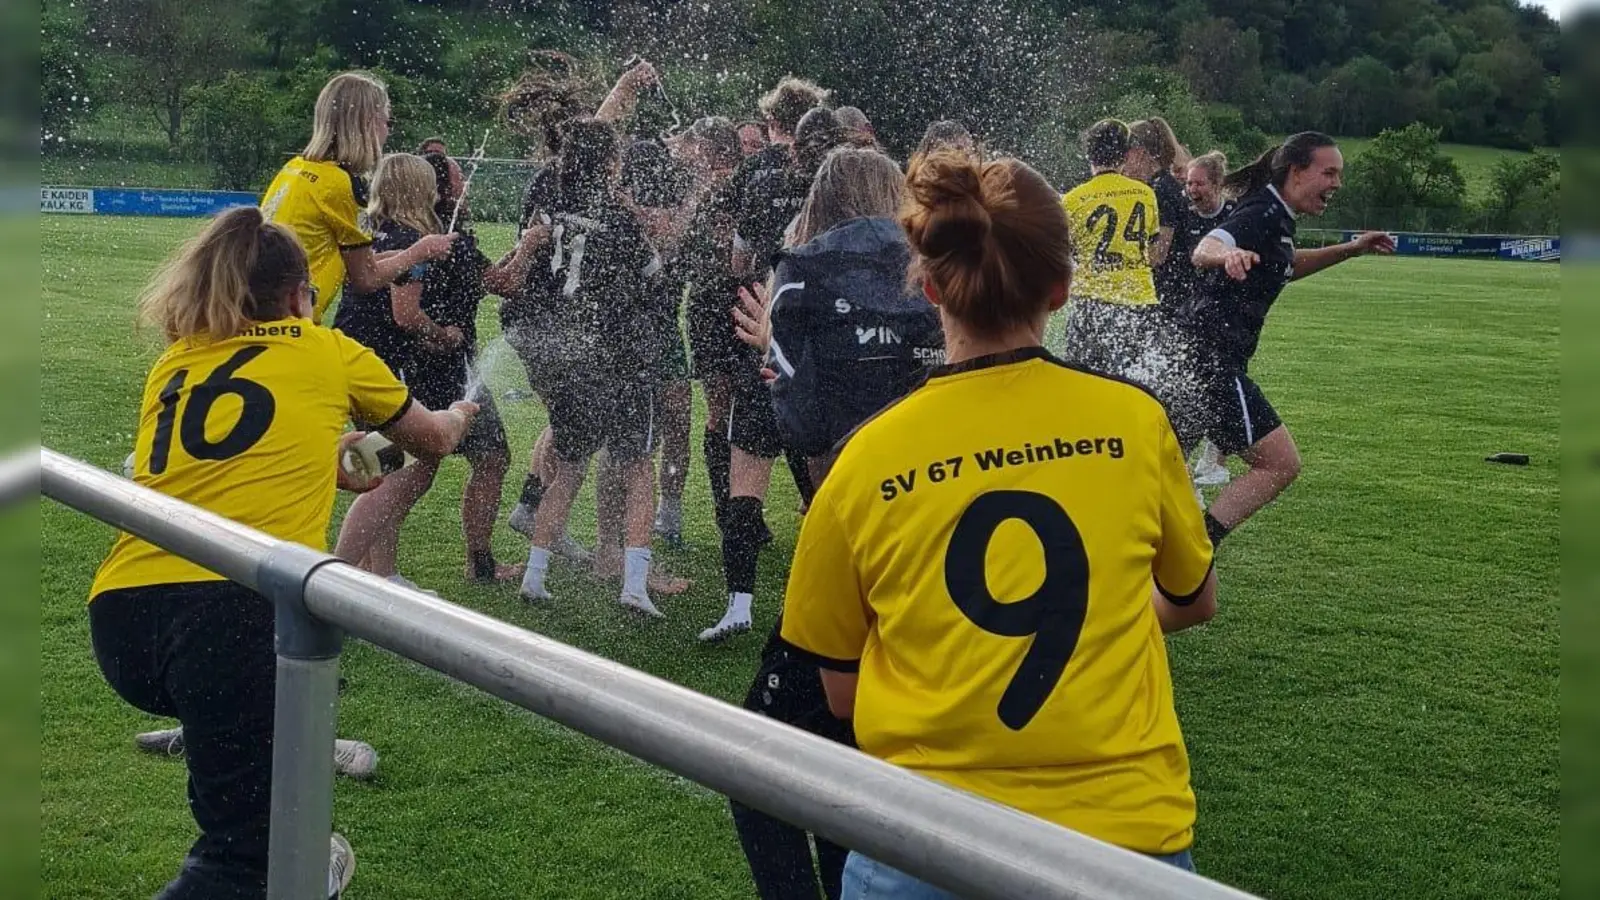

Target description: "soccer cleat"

left=333, top=739, right=379, bottom=780
left=134, top=727, right=185, bottom=757
left=507, top=502, right=537, bottom=538
left=698, top=607, right=752, bottom=643
left=328, top=832, right=356, bottom=899
left=618, top=591, right=665, bottom=618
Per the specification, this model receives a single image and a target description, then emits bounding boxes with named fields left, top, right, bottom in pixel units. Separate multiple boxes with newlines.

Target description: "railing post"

left=261, top=544, right=344, bottom=900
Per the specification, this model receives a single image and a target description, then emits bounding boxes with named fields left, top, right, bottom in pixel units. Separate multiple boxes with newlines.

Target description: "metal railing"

left=40, top=447, right=1260, bottom=900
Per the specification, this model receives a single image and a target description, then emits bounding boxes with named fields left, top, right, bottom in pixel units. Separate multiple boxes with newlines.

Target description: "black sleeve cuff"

left=782, top=644, right=861, bottom=673
left=1156, top=560, right=1215, bottom=607
left=339, top=240, right=374, bottom=251
left=363, top=393, right=413, bottom=432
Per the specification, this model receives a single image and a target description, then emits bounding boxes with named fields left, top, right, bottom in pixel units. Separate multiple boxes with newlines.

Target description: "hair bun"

left=906, top=151, right=991, bottom=261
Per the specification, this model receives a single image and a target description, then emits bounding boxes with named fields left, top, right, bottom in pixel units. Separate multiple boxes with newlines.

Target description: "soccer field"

left=40, top=216, right=1558, bottom=900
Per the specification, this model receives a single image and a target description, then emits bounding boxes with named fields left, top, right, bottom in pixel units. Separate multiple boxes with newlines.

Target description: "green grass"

left=41, top=215, right=1558, bottom=899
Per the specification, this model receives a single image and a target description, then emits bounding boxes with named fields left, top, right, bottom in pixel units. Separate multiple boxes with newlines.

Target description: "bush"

left=1333, top=124, right=1467, bottom=231
left=190, top=71, right=300, bottom=190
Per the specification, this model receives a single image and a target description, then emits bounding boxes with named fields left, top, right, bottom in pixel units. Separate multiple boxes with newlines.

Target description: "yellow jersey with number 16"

left=260, top=156, right=373, bottom=322
left=780, top=346, right=1213, bottom=855
left=90, top=320, right=411, bottom=597
left=1062, top=171, right=1160, bottom=306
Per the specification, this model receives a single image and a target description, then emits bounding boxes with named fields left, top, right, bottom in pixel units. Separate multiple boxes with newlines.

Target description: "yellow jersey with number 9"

left=90, top=320, right=411, bottom=598
left=260, top=156, right=373, bottom=322
left=1062, top=172, right=1160, bottom=306
left=780, top=347, right=1213, bottom=855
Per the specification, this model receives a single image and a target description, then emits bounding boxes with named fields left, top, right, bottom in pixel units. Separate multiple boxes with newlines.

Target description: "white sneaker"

left=1193, top=458, right=1231, bottom=486
left=328, top=832, right=356, bottom=899
left=508, top=502, right=536, bottom=538
left=134, top=726, right=185, bottom=757
left=698, top=608, right=752, bottom=642
left=386, top=573, right=438, bottom=597
left=619, top=591, right=665, bottom=618
left=334, top=739, right=378, bottom=780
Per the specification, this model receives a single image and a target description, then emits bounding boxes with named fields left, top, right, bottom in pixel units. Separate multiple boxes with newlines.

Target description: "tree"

left=86, top=0, right=244, bottom=147
left=41, top=4, right=100, bottom=147
left=1481, top=151, right=1559, bottom=232
left=1174, top=18, right=1265, bottom=106
left=1314, top=55, right=1399, bottom=137
left=1340, top=124, right=1467, bottom=230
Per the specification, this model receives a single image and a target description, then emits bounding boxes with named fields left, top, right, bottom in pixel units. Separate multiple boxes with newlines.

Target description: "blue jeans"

left=841, top=848, right=1196, bottom=899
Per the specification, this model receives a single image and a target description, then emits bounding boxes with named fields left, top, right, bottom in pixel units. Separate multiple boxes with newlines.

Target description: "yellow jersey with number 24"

left=91, top=320, right=411, bottom=597
left=780, top=346, right=1213, bottom=855
left=260, top=156, right=373, bottom=322
left=1062, top=171, right=1161, bottom=306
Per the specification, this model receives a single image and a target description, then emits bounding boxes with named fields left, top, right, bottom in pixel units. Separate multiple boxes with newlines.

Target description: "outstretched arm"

left=1291, top=231, right=1395, bottom=280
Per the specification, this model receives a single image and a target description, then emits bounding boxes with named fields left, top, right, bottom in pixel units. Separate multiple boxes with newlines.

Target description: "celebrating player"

left=1187, top=133, right=1395, bottom=545
left=91, top=207, right=475, bottom=899
left=780, top=149, right=1219, bottom=897
left=259, top=71, right=456, bottom=324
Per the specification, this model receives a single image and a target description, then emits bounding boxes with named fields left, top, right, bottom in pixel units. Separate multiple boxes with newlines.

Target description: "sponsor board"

left=41, top=186, right=259, bottom=218
left=1340, top=230, right=1560, bottom=262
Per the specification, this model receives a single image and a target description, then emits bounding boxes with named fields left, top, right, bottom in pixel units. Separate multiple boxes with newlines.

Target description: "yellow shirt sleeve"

left=779, top=491, right=871, bottom=670
left=1153, top=413, right=1214, bottom=602
left=334, top=330, right=411, bottom=428
left=321, top=171, right=372, bottom=249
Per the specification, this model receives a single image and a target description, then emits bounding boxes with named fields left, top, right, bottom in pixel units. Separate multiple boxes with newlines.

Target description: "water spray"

left=446, top=127, right=492, bottom=235
left=622, top=54, right=682, bottom=139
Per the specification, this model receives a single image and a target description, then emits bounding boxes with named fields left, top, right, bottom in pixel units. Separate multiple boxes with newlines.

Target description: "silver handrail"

left=41, top=447, right=1259, bottom=900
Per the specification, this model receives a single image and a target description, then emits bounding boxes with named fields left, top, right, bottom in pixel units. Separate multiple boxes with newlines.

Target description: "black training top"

left=1150, top=171, right=1191, bottom=308
left=1187, top=185, right=1296, bottom=370
left=333, top=219, right=426, bottom=370
left=420, top=228, right=491, bottom=349
left=729, top=143, right=808, bottom=274
left=1162, top=196, right=1237, bottom=316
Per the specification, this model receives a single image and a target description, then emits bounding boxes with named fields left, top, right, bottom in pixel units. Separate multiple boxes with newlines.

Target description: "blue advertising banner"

left=1339, top=230, right=1560, bottom=262
left=41, top=186, right=260, bottom=218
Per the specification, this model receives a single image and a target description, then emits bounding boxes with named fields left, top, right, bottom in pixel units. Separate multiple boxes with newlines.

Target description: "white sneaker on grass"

left=134, top=729, right=378, bottom=780
left=134, top=726, right=185, bottom=757
left=328, top=832, right=355, bottom=899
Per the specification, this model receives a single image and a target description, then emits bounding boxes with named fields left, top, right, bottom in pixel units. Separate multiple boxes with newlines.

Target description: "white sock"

left=623, top=547, right=652, bottom=597
left=521, top=546, right=552, bottom=596
left=728, top=592, right=752, bottom=621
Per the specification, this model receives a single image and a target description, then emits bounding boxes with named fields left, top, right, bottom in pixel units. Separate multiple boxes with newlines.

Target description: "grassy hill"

left=1333, top=136, right=1550, bottom=202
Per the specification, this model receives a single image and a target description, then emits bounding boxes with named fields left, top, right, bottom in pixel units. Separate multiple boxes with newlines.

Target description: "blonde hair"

left=368, top=154, right=441, bottom=236
left=139, top=207, right=309, bottom=344
left=792, top=148, right=905, bottom=246
left=1188, top=150, right=1227, bottom=185
left=303, top=72, right=389, bottom=175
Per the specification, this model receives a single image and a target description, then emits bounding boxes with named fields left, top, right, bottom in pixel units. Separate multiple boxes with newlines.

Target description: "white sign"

left=41, top=188, right=94, bottom=214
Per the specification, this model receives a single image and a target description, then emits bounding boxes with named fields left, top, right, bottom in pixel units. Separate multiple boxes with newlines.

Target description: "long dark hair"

left=555, top=117, right=621, bottom=207
left=1223, top=131, right=1337, bottom=197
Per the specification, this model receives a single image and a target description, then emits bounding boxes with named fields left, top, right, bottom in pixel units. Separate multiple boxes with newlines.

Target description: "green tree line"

left=41, top=0, right=1559, bottom=233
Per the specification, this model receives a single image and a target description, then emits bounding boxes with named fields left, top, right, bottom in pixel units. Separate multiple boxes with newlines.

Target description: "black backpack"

left=767, top=217, right=945, bottom=456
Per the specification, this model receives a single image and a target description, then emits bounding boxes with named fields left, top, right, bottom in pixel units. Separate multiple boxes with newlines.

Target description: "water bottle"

left=342, top=432, right=416, bottom=480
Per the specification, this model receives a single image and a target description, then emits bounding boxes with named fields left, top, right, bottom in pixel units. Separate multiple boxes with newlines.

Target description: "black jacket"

left=767, top=217, right=945, bottom=456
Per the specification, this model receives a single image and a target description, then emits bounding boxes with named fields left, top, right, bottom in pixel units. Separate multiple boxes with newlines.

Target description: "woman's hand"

left=732, top=282, right=771, bottom=352
left=336, top=431, right=383, bottom=493
left=414, top=233, right=459, bottom=262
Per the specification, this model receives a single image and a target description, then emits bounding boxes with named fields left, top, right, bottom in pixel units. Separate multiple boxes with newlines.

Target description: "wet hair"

left=500, top=51, right=594, bottom=157
left=416, top=136, right=447, bottom=155
left=369, top=153, right=442, bottom=237
left=835, top=105, right=871, bottom=133
left=900, top=152, right=1072, bottom=338
left=758, top=77, right=829, bottom=136
left=139, top=207, right=310, bottom=343
left=1223, top=132, right=1338, bottom=197
left=1130, top=117, right=1182, bottom=171
left=690, top=115, right=742, bottom=170
left=421, top=150, right=457, bottom=222
left=555, top=117, right=621, bottom=206
left=304, top=71, right=388, bottom=175
left=1082, top=119, right=1131, bottom=170
left=1187, top=151, right=1227, bottom=185
left=916, top=120, right=976, bottom=158
left=792, top=148, right=905, bottom=246
left=795, top=106, right=874, bottom=182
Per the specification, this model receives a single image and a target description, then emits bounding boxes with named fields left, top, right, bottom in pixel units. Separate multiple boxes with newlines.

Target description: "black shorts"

left=406, top=351, right=511, bottom=459
left=688, top=287, right=748, bottom=378
left=726, top=371, right=784, bottom=459
left=742, top=627, right=856, bottom=747
left=1197, top=369, right=1283, bottom=457
left=544, top=374, right=658, bottom=463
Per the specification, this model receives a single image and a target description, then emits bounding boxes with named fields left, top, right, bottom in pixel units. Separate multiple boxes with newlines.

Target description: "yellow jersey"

left=90, top=320, right=411, bottom=596
left=1062, top=172, right=1160, bottom=306
left=780, top=346, right=1213, bottom=855
left=260, top=156, right=372, bottom=322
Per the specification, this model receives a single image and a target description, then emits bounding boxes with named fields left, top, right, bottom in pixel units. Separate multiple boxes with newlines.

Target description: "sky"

left=1527, top=0, right=1586, bottom=20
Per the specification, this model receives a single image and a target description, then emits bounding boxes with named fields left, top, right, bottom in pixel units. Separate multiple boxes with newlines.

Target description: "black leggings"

left=732, top=632, right=856, bottom=899
left=90, top=581, right=278, bottom=900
